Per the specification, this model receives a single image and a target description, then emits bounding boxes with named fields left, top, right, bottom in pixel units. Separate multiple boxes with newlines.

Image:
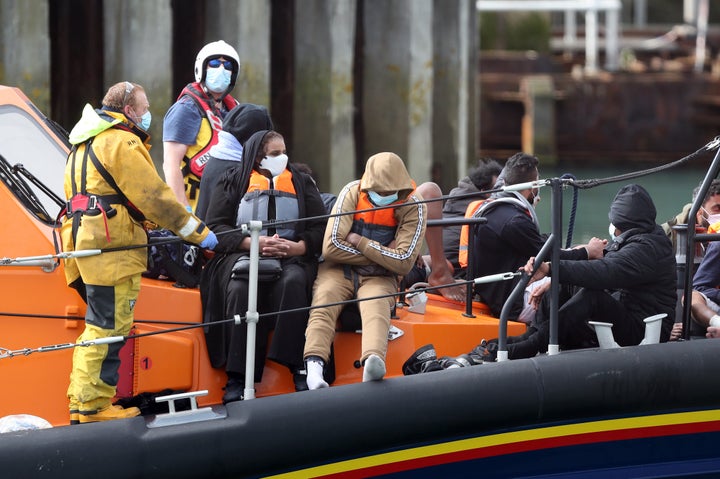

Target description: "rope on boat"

left=569, top=135, right=720, bottom=189
left=560, top=173, right=578, bottom=248
left=0, top=271, right=523, bottom=359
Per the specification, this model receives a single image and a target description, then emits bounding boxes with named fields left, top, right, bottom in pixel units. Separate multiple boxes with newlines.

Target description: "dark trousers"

left=507, top=288, right=641, bottom=360
left=224, top=262, right=309, bottom=380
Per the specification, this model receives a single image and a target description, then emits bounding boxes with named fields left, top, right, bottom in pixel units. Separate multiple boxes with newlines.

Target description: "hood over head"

left=223, top=103, right=273, bottom=146
left=360, top=152, right=415, bottom=199
left=608, top=183, right=657, bottom=233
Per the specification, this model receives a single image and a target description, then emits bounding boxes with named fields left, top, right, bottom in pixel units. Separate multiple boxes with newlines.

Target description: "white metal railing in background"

left=476, top=0, right=622, bottom=73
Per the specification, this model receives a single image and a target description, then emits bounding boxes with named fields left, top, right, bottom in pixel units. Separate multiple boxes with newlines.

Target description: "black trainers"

left=293, top=369, right=309, bottom=391
left=440, top=352, right=484, bottom=369
left=470, top=339, right=498, bottom=363
left=222, top=377, right=244, bottom=404
left=402, top=344, right=443, bottom=375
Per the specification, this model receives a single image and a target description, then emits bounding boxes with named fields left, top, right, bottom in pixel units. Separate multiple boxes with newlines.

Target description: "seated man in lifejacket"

left=303, top=152, right=427, bottom=389
left=401, top=159, right=503, bottom=301
left=471, top=152, right=604, bottom=323
left=445, top=159, right=503, bottom=277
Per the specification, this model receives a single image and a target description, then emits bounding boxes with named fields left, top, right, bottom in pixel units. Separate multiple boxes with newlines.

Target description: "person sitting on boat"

left=303, top=152, right=427, bottom=389
left=194, top=103, right=273, bottom=220
left=661, top=178, right=720, bottom=252
left=683, top=240, right=720, bottom=338
left=400, top=181, right=465, bottom=302
left=442, top=158, right=503, bottom=275
left=61, top=82, right=218, bottom=424
left=201, top=130, right=327, bottom=403
left=400, top=159, right=503, bottom=302
left=490, top=183, right=677, bottom=360
left=471, top=152, right=604, bottom=323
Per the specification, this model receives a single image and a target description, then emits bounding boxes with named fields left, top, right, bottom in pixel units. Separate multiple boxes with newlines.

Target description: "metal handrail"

left=681, top=146, right=720, bottom=339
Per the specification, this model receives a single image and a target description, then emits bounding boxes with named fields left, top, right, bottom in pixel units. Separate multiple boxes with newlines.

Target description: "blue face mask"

left=368, top=190, right=399, bottom=207
left=139, top=110, right=152, bottom=131
left=205, top=66, right=232, bottom=93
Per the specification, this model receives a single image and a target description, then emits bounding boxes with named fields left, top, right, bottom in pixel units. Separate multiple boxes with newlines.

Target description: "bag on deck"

left=143, top=228, right=203, bottom=288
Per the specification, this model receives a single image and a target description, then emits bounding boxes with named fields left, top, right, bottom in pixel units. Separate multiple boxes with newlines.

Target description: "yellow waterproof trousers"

left=67, top=275, right=140, bottom=413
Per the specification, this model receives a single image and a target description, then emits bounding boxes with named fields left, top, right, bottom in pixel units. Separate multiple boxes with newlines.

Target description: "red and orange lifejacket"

left=178, top=82, right=239, bottom=179
left=458, top=198, right=487, bottom=268
left=351, top=183, right=416, bottom=246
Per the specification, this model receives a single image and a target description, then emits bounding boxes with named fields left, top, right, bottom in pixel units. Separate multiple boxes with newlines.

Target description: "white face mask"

left=259, top=154, right=288, bottom=177
left=205, top=66, right=231, bottom=93
left=707, top=214, right=720, bottom=227
left=609, top=223, right=618, bottom=241
left=702, top=207, right=720, bottom=227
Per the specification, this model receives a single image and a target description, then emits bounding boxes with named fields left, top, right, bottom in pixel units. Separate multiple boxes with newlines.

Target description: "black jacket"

left=555, top=184, right=677, bottom=341
left=473, top=192, right=587, bottom=318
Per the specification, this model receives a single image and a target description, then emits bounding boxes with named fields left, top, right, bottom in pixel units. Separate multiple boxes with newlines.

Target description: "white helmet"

left=194, top=40, right=240, bottom=87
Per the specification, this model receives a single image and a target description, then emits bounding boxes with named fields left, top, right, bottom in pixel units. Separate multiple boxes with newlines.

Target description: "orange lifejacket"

left=238, top=169, right=299, bottom=239
left=352, top=183, right=416, bottom=246
left=458, top=199, right=487, bottom=268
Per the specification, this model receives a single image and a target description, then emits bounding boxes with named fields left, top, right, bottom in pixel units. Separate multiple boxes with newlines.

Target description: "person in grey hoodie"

left=194, top=103, right=273, bottom=219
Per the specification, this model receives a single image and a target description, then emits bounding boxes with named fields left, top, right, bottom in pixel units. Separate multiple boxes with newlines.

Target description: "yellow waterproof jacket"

left=322, top=152, right=427, bottom=276
left=61, top=104, right=211, bottom=286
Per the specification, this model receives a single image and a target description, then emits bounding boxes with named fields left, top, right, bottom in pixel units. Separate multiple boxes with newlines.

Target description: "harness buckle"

left=87, top=195, right=98, bottom=210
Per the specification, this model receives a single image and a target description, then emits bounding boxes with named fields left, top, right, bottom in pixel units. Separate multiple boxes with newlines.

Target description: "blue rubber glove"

left=185, top=205, right=193, bottom=213
left=200, top=231, right=218, bottom=250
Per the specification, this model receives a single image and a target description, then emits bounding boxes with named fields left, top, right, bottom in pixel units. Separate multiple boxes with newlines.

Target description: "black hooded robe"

left=200, top=130, right=327, bottom=378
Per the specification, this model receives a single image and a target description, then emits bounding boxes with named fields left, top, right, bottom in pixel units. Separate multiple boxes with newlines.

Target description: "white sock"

left=362, top=354, right=386, bottom=382
left=710, top=315, right=720, bottom=328
left=305, top=358, right=328, bottom=390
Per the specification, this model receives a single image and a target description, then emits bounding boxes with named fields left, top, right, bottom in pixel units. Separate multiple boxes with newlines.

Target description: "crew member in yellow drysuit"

left=61, top=82, right=217, bottom=424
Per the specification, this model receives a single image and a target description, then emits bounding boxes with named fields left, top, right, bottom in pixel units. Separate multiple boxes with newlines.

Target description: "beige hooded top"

left=321, top=152, right=427, bottom=276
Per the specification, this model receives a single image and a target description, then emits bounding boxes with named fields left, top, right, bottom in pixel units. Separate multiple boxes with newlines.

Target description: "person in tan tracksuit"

left=303, top=152, right=427, bottom=389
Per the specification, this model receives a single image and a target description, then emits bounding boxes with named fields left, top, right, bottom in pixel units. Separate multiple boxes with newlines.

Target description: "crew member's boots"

left=78, top=404, right=141, bottom=424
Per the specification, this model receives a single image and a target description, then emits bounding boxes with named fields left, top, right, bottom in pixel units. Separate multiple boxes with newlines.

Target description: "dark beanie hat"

left=222, top=103, right=273, bottom=146
left=608, top=184, right=656, bottom=232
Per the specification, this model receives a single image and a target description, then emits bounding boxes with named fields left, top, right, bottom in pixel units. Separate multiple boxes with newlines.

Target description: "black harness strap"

left=86, top=144, right=145, bottom=223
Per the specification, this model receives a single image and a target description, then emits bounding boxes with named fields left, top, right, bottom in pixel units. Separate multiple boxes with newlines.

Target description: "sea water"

left=534, top=164, right=712, bottom=246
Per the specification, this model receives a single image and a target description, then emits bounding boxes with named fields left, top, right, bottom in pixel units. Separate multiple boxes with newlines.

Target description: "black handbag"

left=231, top=254, right=282, bottom=282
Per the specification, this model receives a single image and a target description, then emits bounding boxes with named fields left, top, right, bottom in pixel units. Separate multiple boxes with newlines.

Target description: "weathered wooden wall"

left=0, top=0, right=476, bottom=195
